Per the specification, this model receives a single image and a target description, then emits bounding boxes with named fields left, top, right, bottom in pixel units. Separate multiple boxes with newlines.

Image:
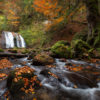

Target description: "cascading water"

left=2, top=31, right=15, bottom=48
left=0, top=58, right=100, bottom=100
left=16, top=34, right=26, bottom=48
left=1, top=31, right=26, bottom=48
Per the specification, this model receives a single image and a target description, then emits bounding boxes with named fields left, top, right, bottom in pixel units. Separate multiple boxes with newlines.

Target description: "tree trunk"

left=83, top=0, right=100, bottom=44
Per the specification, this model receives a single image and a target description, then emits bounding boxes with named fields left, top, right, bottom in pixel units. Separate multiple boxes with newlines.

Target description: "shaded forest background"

left=0, top=0, right=100, bottom=49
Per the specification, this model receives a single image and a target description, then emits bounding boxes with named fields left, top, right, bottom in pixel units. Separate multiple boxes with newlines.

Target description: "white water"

left=19, top=35, right=26, bottom=48
left=60, top=83, right=100, bottom=100
left=2, top=31, right=26, bottom=48
left=3, top=31, right=15, bottom=48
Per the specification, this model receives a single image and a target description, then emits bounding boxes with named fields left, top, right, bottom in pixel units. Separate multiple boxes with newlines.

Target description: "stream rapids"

left=0, top=57, right=100, bottom=100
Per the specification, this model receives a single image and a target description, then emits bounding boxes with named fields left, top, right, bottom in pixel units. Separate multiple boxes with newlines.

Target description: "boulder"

left=40, top=69, right=51, bottom=77
left=51, top=40, right=73, bottom=58
left=64, top=72, right=97, bottom=88
left=7, top=66, right=41, bottom=99
left=32, top=53, right=54, bottom=66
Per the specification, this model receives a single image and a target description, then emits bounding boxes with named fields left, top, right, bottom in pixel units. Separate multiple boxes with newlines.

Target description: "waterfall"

left=2, top=31, right=26, bottom=48
left=4, top=32, right=15, bottom=48
left=16, top=34, right=26, bottom=48
left=19, top=35, right=26, bottom=48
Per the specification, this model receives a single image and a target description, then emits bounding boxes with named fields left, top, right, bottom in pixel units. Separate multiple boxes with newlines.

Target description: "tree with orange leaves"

left=33, top=0, right=62, bottom=20
left=4, top=0, right=21, bottom=30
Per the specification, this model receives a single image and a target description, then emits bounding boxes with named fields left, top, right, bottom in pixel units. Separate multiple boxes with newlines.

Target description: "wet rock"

left=28, top=49, right=42, bottom=60
left=72, top=29, right=88, bottom=42
left=94, top=90, right=100, bottom=100
left=65, top=62, right=73, bottom=66
left=64, top=72, right=97, bottom=88
left=0, top=52, right=28, bottom=58
left=28, top=51, right=36, bottom=60
left=59, top=58, right=66, bottom=62
left=32, top=53, right=54, bottom=66
left=34, top=88, right=67, bottom=100
left=8, top=49, right=18, bottom=53
left=40, top=69, right=51, bottom=77
left=21, top=49, right=30, bottom=54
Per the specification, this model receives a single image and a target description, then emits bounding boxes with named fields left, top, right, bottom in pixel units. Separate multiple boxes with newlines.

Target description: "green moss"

left=72, top=39, right=93, bottom=58
left=0, top=48, right=4, bottom=52
left=8, top=49, right=18, bottom=53
left=73, top=39, right=91, bottom=51
left=21, top=49, right=30, bottom=54
left=96, top=48, right=100, bottom=52
left=96, top=48, right=100, bottom=56
left=32, top=53, right=54, bottom=65
left=93, top=35, right=100, bottom=48
left=72, top=28, right=88, bottom=42
left=51, top=41, right=73, bottom=58
left=19, top=22, right=45, bottom=48
left=55, top=40, right=70, bottom=46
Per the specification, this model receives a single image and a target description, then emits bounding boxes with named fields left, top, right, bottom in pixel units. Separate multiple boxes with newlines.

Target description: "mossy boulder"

left=72, top=39, right=94, bottom=58
left=32, top=53, right=54, bottom=66
left=28, top=49, right=42, bottom=60
left=7, top=66, right=41, bottom=99
left=51, top=40, right=73, bottom=58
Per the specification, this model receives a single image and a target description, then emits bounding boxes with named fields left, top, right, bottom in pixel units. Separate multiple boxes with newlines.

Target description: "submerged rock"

left=40, top=69, right=50, bottom=77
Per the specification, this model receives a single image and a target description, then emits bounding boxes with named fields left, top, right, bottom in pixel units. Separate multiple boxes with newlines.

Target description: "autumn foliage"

left=4, top=0, right=21, bottom=27
left=0, top=58, right=13, bottom=69
left=0, top=59, right=12, bottom=81
left=7, top=66, right=42, bottom=95
left=33, top=0, right=62, bottom=19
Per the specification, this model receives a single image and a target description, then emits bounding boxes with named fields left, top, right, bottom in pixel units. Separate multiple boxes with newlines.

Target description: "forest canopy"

left=0, top=0, right=99, bottom=48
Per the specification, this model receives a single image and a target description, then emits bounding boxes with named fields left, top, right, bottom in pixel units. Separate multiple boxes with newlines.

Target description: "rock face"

left=1, top=31, right=26, bottom=48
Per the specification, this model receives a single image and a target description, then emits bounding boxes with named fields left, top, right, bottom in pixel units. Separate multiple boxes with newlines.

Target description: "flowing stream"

left=0, top=58, right=100, bottom=100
